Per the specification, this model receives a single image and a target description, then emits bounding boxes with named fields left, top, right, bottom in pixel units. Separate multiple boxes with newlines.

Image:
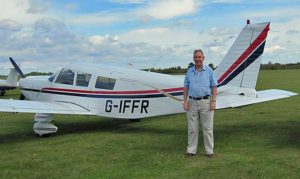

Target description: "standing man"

left=183, top=49, right=218, bottom=158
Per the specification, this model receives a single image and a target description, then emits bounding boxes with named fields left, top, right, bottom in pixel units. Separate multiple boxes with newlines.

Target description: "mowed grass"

left=0, top=69, right=300, bottom=179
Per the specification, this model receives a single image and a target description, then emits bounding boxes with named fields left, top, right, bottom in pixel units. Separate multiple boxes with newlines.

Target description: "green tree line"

left=260, top=62, right=300, bottom=70
left=1, top=62, right=299, bottom=77
left=143, top=62, right=300, bottom=74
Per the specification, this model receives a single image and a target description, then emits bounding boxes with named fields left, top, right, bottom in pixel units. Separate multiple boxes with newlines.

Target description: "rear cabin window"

left=76, top=72, right=91, bottom=87
left=55, top=68, right=75, bottom=85
left=95, top=76, right=116, bottom=90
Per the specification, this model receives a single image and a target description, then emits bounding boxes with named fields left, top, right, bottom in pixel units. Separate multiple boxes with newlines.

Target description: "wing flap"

left=0, top=99, right=94, bottom=115
left=217, top=89, right=297, bottom=109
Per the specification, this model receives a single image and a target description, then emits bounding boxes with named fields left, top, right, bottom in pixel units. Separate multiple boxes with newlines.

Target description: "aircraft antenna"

left=148, top=55, right=162, bottom=72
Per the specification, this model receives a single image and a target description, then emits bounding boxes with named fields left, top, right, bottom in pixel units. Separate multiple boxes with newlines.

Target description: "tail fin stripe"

left=218, top=41, right=266, bottom=87
left=217, top=23, right=270, bottom=85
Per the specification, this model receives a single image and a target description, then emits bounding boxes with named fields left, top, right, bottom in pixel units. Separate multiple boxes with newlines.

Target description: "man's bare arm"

left=210, top=86, right=217, bottom=110
left=183, top=87, right=188, bottom=111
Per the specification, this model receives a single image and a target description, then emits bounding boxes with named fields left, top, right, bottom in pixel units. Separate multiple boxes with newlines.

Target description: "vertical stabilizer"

left=6, top=68, right=18, bottom=86
left=215, top=21, right=270, bottom=88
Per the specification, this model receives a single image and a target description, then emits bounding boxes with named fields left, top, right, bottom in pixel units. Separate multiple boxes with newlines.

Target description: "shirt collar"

left=192, top=65, right=207, bottom=73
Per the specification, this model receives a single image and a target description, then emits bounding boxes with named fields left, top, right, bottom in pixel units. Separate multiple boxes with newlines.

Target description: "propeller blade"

left=9, top=57, right=25, bottom=78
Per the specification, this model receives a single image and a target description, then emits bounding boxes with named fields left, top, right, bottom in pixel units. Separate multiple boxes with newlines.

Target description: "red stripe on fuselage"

left=42, top=87, right=184, bottom=95
left=217, top=23, right=270, bottom=84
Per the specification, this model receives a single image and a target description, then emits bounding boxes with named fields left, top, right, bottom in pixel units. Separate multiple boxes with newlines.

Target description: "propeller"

left=9, top=57, right=25, bottom=78
left=9, top=57, right=26, bottom=100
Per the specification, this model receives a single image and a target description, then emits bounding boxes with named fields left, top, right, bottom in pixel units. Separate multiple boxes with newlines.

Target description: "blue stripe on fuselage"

left=20, top=88, right=183, bottom=98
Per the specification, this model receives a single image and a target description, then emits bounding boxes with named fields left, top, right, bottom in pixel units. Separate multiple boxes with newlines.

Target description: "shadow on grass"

left=0, top=117, right=184, bottom=144
left=0, top=131, right=34, bottom=144
left=57, top=117, right=184, bottom=136
left=1, top=116, right=299, bottom=151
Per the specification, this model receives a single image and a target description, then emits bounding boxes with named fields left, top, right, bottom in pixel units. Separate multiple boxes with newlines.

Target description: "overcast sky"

left=0, top=0, right=299, bottom=74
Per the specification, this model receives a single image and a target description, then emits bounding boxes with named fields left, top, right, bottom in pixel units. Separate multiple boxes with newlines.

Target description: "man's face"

left=193, top=51, right=204, bottom=67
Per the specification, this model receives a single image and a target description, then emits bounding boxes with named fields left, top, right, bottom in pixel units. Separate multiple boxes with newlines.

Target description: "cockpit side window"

left=48, top=73, right=56, bottom=82
left=76, top=72, right=91, bottom=87
left=95, top=76, right=116, bottom=90
left=55, top=68, right=75, bottom=85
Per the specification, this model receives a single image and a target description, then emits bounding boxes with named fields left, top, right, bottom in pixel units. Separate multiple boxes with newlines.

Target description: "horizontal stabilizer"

left=0, top=99, right=94, bottom=115
left=217, top=89, right=297, bottom=109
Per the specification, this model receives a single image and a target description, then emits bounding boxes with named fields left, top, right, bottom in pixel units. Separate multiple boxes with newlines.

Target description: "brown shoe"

left=206, top=153, right=214, bottom=158
left=186, top=153, right=196, bottom=158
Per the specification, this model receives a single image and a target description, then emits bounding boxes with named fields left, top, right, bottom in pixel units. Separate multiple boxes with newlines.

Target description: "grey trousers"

left=187, top=99, right=214, bottom=154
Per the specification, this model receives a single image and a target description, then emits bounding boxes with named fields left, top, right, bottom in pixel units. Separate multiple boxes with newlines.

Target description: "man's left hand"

left=210, top=101, right=216, bottom=111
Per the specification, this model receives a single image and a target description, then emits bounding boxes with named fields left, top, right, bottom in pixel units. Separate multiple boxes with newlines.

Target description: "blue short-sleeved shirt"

left=184, top=65, right=218, bottom=97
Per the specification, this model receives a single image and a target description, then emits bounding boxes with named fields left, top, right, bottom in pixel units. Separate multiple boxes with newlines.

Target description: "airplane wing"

left=0, top=99, right=94, bottom=115
left=217, top=89, right=297, bottom=109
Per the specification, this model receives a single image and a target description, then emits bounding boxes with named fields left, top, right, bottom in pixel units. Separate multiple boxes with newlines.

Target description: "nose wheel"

left=33, top=113, right=58, bottom=137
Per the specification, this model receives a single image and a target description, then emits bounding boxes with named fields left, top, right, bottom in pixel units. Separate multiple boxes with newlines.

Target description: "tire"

left=20, top=94, right=25, bottom=100
left=0, top=91, right=5, bottom=96
left=129, top=119, right=140, bottom=122
left=35, top=133, right=51, bottom=138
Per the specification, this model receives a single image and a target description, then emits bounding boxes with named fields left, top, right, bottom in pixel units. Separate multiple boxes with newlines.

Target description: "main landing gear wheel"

left=19, top=94, right=25, bottom=100
left=0, top=91, right=5, bottom=96
left=35, top=133, right=51, bottom=138
left=33, top=113, right=58, bottom=137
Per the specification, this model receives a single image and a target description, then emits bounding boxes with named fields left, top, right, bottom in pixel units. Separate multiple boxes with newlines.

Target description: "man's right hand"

left=183, top=101, right=188, bottom=111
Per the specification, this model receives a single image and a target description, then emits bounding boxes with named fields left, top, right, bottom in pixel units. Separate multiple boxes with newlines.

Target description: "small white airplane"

left=0, top=58, right=25, bottom=96
left=0, top=21, right=297, bottom=136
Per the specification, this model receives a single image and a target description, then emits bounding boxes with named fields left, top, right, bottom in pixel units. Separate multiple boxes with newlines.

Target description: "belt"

left=189, top=95, right=210, bottom=100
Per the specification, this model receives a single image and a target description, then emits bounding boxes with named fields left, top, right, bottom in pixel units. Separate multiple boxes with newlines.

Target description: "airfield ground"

left=0, top=69, right=299, bottom=178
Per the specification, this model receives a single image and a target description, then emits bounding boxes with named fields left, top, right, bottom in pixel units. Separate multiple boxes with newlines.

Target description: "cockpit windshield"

left=55, top=68, right=75, bottom=85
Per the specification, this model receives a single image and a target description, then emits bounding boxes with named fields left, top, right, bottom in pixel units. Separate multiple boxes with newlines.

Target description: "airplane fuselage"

left=19, top=63, right=186, bottom=119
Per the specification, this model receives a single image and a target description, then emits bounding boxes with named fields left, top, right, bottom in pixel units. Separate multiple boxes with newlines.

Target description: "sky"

left=0, top=0, right=299, bottom=74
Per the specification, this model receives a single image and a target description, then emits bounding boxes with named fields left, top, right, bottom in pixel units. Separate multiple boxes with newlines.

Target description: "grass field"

left=0, top=69, right=299, bottom=178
